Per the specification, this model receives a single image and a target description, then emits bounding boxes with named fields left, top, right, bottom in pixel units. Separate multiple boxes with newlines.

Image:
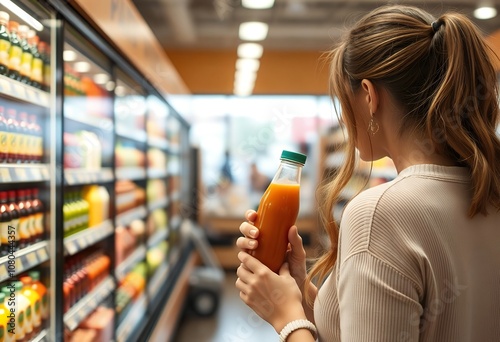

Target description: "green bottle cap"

left=280, top=150, right=307, bottom=165
left=0, top=292, right=4, bottom=303
left=29, top=271, right=40, bottom=281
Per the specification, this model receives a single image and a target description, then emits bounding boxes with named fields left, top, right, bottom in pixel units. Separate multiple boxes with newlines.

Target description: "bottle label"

left=8, top=45, right=22, bottom=72
left=0, top=221, right=10, bottom=244
left=31, top=57, right=43, bottom=82
left=19, top=216, right=30, bottom=241
left=0, top=39, right=10, bottom=65
left=0, top=131, right=7, bottom=154
left=35, top=212, right=44, bottom=234
left=28, top=215, right=36, bottom=237
left=33, top=299, right=41, bottom=326
left=20, top=51, right=32, bottom=77
left=37, top=136, right=43, bottom=159
left=43, top=63, right=50, bottom=88
left=17, top=133, right=25, bottom=157
left=6, top=132, right=15, bottom=155
left=41, top=293, right=48, bottom=319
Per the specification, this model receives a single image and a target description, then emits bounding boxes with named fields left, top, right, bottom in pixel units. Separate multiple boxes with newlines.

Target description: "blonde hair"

left=305, top=5, right=500, bottom=305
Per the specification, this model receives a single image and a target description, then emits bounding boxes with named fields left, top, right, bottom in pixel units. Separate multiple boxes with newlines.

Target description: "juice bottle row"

left=0, top=188, right=44, bottom=254
left=63, top=186, right=109, bottom=238
left=115, top=262, right=146, bottom=322
left=0, top=11, right=50, bottom=91
left=63, top=251, right=111, bottom=313
left=0, top=270, right=49, bottom=342
left=0, top=106, right=43, bottom=164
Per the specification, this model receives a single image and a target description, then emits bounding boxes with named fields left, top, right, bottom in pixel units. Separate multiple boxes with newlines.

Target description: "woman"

left=236, top=5, right=500, bottom=342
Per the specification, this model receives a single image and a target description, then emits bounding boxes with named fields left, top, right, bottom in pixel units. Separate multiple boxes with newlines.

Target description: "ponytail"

left=428, top=13, right=500, bottom=216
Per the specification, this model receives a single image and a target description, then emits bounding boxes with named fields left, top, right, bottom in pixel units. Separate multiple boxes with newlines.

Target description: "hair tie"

left=431, top=20, right=442, bottom=33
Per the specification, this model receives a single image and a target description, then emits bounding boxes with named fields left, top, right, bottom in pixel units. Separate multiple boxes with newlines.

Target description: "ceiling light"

left=239, top=22, right=268, bottom=41
left=0, top=0, right=43, bottom=31
left=93, top=73, right=110, bottom=84
left=63, top=50, right=77, bottom=62
left=474, top=6, right=497, bottom=19
left=73, top=61, right=91, bottom=73
left=236, top=58, right=260, bottom=72
left=115, top=85, right=126, bottom=96
left=237, top=43, right=263, bottom=59
left=242, top=0, right=275, bottom=9
left=105, top=81, right=116, bottom=91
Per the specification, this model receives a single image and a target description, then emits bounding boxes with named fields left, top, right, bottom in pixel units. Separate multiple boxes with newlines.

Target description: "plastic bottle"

left=2, top=284, right=28, bottom=341
left=37, top=41, right=49, bottom=92
left=25, top=189, right=37, bottom=244
left=17, top=189, right=31, bottom=249
left=18, top=276, right=41, bottom=335
left=0, top=106, right=7, bottom=162
left=7, top=21, right=21, bottom=81
left=0, top=292, right=16, bottom=342
left=17, top=112, right=29, bottom=163
left=27, top=30, right=42, bottom=89
left=0, top=191, right=12, bottom=256
left=7, top=191, right=20, bottom=253
left=249, top=150, right=306, bottom=273
left=0, top=11, right=11, bottom=76
left=31, top=189, right=44, bottom=242
left=17, top=25, right=32, bottom=84
left=5, top=109, right=19, bottom=163
left=29, top=115, right=42, bottom=163
left=28, top=271, right=48, bottom=325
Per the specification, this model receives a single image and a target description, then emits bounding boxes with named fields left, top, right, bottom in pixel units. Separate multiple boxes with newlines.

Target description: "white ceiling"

left=132, top=0, right=500, bottom=51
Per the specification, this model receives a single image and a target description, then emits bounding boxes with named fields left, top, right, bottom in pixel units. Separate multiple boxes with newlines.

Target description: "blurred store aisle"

left=174, top=272, right=277, bottom=341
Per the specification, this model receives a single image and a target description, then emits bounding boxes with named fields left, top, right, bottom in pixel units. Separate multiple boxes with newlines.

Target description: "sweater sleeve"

left=337, top=252, right=423, bottom=342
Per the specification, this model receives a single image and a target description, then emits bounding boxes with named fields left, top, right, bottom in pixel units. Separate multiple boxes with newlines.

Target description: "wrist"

left=273, top=306, right=307, bottom=334
left=278, top=319, right=317, bottom=342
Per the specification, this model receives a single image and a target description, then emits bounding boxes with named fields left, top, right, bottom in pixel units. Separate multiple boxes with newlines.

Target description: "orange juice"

left=251, top=183, right=301, bottom=273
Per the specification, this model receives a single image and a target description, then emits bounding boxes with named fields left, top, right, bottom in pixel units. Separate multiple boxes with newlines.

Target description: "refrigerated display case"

left=0, top=0, right=193, bottom=341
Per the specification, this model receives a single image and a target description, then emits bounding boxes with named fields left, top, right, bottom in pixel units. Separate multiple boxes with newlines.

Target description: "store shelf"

left=115, top=244, right=147, bottom=282
left=116, top=205, right=147, bottom=227
left=116, top=293, right=147, bottom=342
left=0, top=74, right=49, bottom=107
left=0, top=164, right=50, bottom=183
left=148, top=136, right=170, bottom=150
left=64, top=220, right=114, bottom=256
left=116, top=167, right=146, bottom=181
left=148, top=197, right=169, bottom=212
left=64, top=167, right=114, bottom=185
left=147, top=168, right=168, bottom=179
left=65, top=110, right=113, bottom=130
left=31, top=329, right=48, bottom=342
left=147, top=262, right=169, bottom=299
left=63, top=276, right=115, bottom=331
left=170, top=191, right=180, bottom=202
left=116, top=126, right=147, bottom=143
left=0, top=241, right=49, bottom=283
left=147, top=228, right=168, bottom=248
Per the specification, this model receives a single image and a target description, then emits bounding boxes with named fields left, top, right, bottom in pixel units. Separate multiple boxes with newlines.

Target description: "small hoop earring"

left=368, top=116, right=379, bottom=135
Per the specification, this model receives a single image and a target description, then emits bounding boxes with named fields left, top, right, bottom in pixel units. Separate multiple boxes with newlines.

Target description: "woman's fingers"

left=239, top=222, right=259, bottom=238
left=245, top=210, right=257, bottom=223
left=236, top=236, right=258, bottom=250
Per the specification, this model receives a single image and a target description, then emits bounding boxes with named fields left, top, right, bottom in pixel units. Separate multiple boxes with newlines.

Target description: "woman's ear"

left=361, top=79, right=379, bottom=114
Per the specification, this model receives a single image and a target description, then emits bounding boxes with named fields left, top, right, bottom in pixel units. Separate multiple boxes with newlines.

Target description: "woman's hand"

left=236, top=210, right=308, bottom=290
left=236, top=251, right=307, bottom=333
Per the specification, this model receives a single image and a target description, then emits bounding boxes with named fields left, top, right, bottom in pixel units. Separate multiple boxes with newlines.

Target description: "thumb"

left=279, top=262, right=290, bottom=276
left=288, top=226, right=303, bottom=249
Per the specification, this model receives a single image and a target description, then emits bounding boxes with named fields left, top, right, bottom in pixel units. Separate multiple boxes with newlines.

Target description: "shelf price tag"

left=30, top=168, right=42, bottom=181
left=26, top=88, right=38, bottom=103
left=40, top=167, right=49, bottom=180
left=15, top=258, right=23, bottom=273
left=0, top=168, right=12, bottom=182
left=37, top=247, right=48, bottom=261
left=12, top=83, right=26, bottom=99
left=0, top=264, right=8, bottom=282
left=26, top=252, right=38, bottom=267
left=15, top=168, right=27, bottom=181
left=66, top=241, right=78, bottom=255
left=65, top=173, right=74, bottom=185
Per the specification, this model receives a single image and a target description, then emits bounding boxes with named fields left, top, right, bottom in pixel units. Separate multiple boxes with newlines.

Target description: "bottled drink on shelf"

left=6, top=190, right=20, bottom=253
left=29, top=114, right=42, bottom=163
left=25, top=189, right=37, bottom=244
left=27, top=29, right=42, bottom=89
left=83, top=185, right=109, bottom=227
left=250, top=150, right=307, bottom=273
left=0, top=291, right=15, bottom=342
left=1, top=282, right=32, bottom=341
left=18, top=25, right=32, bottom=85
left=7, top=21, right=21, bottom=81
left=0, top=11, right=10, bottom=76
left=0, top=106, right=7, bottom=162
left=17, top=189, right=32, bottom=249
left=31, top=188, right=44, bottom=242
left=29, top=271, right=49, bottom=326
left=0, top=191, right=12, bottom=256
left=18, top=111, right=29, bottom=163
left=63, top=190, right=90, bottom=237
left=38, top=41, right=50, bottom=92
left=19, top=276, right=42, bottom=335
left=5, top=109, right=19, bottom=163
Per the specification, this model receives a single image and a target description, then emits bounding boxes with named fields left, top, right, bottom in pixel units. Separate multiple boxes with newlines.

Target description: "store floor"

left=174, top=272, right=277, bottom=341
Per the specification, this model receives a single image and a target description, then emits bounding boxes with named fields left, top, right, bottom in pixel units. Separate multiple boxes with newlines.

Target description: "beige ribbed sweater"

left=314, top=164, right=500, bottom=342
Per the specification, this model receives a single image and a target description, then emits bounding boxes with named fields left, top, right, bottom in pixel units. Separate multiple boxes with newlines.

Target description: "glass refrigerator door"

left=0, top=0, right=54, bottom=341
left=114, top=71, right=148, bottom=342
left=62, top=25, right=115, bottom=341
